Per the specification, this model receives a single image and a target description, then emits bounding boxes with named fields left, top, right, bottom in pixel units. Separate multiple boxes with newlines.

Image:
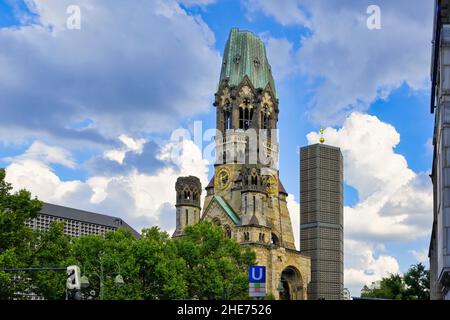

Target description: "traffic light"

left=66, top=265, right=81, bottom=290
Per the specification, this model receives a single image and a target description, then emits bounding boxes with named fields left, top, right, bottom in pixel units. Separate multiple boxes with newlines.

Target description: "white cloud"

left=244, top=0, right=433, bottom=125
left=5, top=137, right=210, bottom=234
left=307, top=112, right=432, bottom=242
left=286, top=194, right=300, bottom=250
left=104, top=134, right=146, bottom=164
left=4, top=141, right=76, bottom=168
left=345, top=240, right=400, bottom=296
left=244, top=0, right=311, bottom=27
left=5, top=159, right=84, bottom=204
left=306, top=112, right=432, bottom=295
left=261, top=34, right=298, bottom=81
left=178, top=0, right=217, bottom=6
left=0, top=0, right=221, bottom=145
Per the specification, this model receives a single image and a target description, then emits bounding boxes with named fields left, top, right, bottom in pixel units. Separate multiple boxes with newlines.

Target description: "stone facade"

left=300, top=143, right=343, bottom=300
left=430, top=0, right=450, bottom=300
left=173, top=28, right=311, bottom=300
left=172, top=176, right=202, bottom=237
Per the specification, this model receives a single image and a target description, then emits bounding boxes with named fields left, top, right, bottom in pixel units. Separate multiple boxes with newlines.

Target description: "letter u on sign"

left=249, top=266, right=266, bottom=283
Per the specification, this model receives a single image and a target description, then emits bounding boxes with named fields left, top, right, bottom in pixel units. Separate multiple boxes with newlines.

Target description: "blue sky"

left=0, top=0, right=435, bottom=295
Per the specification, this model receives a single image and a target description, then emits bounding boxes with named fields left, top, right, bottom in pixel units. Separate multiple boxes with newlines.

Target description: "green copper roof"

left=213, top=195, right=240, bottom=225
left=219, top=28, right=277, bottom=97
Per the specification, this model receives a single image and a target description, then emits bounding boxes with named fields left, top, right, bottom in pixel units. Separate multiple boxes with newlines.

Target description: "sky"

left=0, top=0, right=436, bottom=296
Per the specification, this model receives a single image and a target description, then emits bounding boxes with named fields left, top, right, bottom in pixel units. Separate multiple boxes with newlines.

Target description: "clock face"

left=216, top=167, right=232, bottom=190
left=266, top=175, right=278, bottom=194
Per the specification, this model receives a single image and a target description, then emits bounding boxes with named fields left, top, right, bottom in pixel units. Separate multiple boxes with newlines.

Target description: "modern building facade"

left=300, top=143, right=344, bottom=300
left=172, top=28, right=311, bottom=300
left=26, top=202, right=140, bottom=238
left=429, top=0, right=450, bottom=300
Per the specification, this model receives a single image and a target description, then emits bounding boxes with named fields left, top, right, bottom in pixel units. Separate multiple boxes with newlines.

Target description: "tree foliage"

left=177, top=221, right=256, bottom=300
left=361, top=263, right=430, bottom=300
left=0, top=171, right=256, bottom=300
left=0, top=168, right=42, bottom=299
left=30, top=222, right=73, bottom=299
left=403, top=263, right=430, bottom=300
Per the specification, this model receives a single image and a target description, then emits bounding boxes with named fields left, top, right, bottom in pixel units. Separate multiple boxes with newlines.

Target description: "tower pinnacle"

left=219, top=28, right=276, bottom=97
left=319, top=128, right=325, bottom=144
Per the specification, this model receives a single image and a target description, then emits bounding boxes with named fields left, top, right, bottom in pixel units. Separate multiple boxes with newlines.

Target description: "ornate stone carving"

left=220, top=87, right=231, bottom=109
left=239, top=85, right=253, bottom=110
left=265, top=175, right=278, bottom=195
left=261, top=92, right=273, bottom=116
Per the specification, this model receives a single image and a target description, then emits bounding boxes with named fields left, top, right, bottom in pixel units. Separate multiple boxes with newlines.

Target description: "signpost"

left=249, top=266, right=266, bottom=298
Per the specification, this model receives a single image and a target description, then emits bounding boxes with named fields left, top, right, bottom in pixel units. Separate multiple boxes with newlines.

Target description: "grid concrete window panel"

left=300, top=143, right=343, bottom=300
left=26, top=203, right=140, bottom=238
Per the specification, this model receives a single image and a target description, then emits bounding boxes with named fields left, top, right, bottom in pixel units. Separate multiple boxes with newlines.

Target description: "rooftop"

left=39, top=202, right=140, bottom=238
left=219, top=28, right=277, bottom=97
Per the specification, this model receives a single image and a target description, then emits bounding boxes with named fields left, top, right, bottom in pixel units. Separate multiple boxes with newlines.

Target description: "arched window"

left=245, top=108, right=253, bottom=130
left=224, top=108, right=232, bottom=131
left=239, top=105, right=253, bottom=130
left=244, top=195, right=247, bottom=214
left=193, top=191, right=198, bottom=201
left=271, top=233, right=280, bottom=246
left=244, top=232, right=250, bottom=241
left=251, top=174, right=258, bottom=186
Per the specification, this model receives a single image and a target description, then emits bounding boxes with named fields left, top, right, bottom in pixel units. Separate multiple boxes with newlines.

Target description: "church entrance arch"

left=278, top=266, right=303, bottom=300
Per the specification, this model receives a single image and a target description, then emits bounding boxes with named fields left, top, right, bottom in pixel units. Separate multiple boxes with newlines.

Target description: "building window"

left=262, top=112, right=270, bottom=130
left=239, top=105, right=253, bottom=130
left=251, top=171, right=258, bottom=186
left=258, top=233, right=265, bottom=242
left=271, top=233, right=280, bottom=246
left=224, top=106, right=232, bottom=131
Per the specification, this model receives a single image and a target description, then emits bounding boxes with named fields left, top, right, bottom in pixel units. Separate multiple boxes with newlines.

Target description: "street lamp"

left=114, top=274, right=124, bottom=286
left=80, top=275, right=90, bottom=289
left=81, top=258, right=125, bottom=300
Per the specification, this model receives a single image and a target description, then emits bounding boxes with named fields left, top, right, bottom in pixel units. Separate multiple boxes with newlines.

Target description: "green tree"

left=403, top=263, right=430, bottom=300
left=360, top=263, right=431, bottom=300
left=134, top=227, right=187, bottom=299
left=0, top=168, right=42, bottom=299
left=70, top=228, right=140, bottom=300
left=176, top=221, right=256, bottom=300
left=361, top=274, right=405, bottom=299
left=30, top=221, right=73, bottom=300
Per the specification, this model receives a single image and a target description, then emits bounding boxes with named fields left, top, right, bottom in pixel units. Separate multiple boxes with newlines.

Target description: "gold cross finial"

left=319, top=128, right=325, bottom=144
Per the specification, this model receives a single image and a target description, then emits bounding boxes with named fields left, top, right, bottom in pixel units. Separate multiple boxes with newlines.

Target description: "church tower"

left=172, top=176, right=202, bottom=237
left=174, top=28, right=311, bottom=300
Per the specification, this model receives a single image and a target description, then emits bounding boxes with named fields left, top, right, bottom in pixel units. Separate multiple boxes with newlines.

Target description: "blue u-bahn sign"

left=249, top=266, right=266, bottom=283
